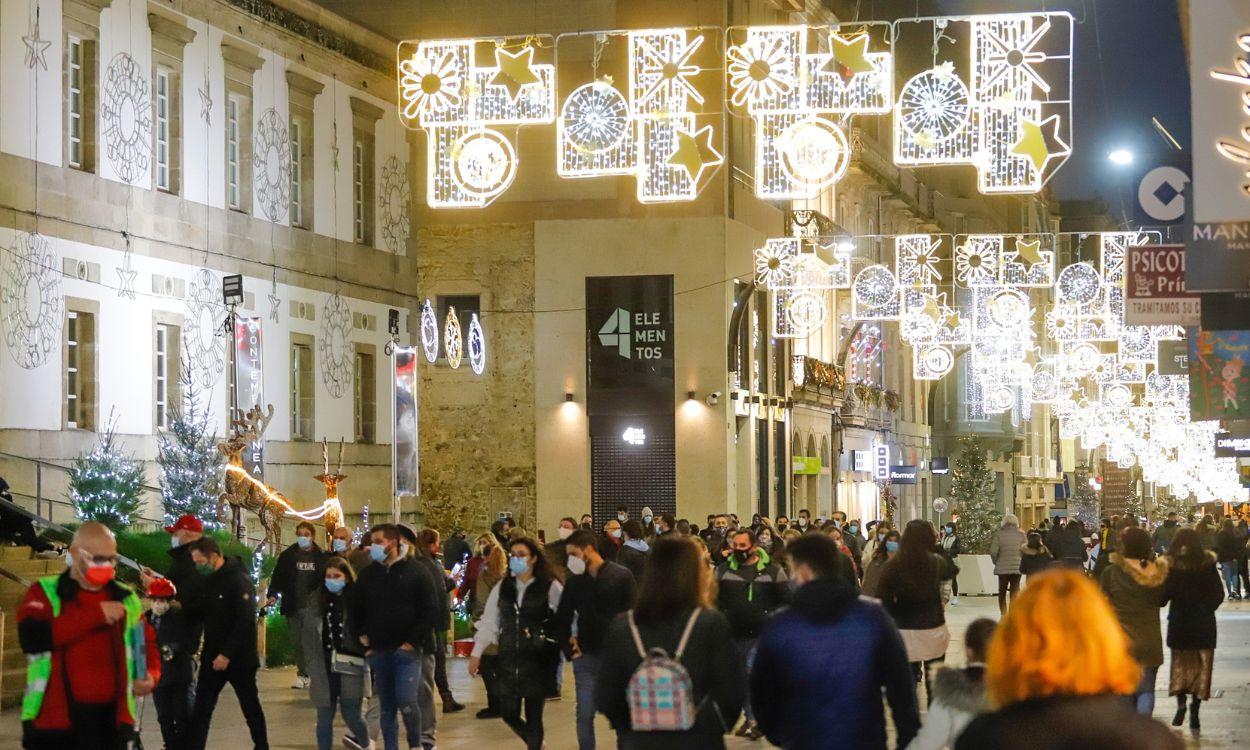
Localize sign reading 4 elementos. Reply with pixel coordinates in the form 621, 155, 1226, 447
586, 276, 675, 416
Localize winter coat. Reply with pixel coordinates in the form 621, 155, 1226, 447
861, 555, 889, 598
146, 604, 196, 687
1018, 543, 1052, 577
714, 549, 791, 639
348, 557, 440, 653
751, 579, 919, 750
188, 556, 260, 669
553, 560, 636, 657
595, 608, 743, 750
939, 533, 961, 559
1152, 520, 1180, 554
876, 553, 955, 631
268, 542, 324, 614
303, 589, 367, 709
416, 554, 453, 634
1048, 524, 1087, 566
955, 695, 1183, 750
1161, 552, 1224, 650
989, 526, 1027, 575
495, 575, 561, 698
1215, 528, 1241, 563
1198, 526, 1217, 553
904, 665, 987, 750
1100, 553, 1168, 669
617, 539, 650, 581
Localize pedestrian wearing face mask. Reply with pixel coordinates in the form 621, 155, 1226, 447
716, 528, 792, 740
795, 511, 812, 533
304, 556, 371, 750
940, 523, 962, 606
185, 536, 268, 750
545, 517, 579, 581
328, 526, 363, 573
146, 577, 195, 750
702, 515, 732, 559
617, 520, 651, 580
599, 519, 624, 562
18, 522, 160, 750
348, 525, 439, 750
469, 537, 564, 750
640, 507, 657, 540
862, 529, 902, 598
553, 529, 636, 750
844, 519, 866, 576
268, 520, 325, 689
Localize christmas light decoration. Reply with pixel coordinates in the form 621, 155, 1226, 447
420, 299, 439, 363
444, 307, 463, 369
70, 419, 145, 531
892, 12, 1074, 194
468, 313, 486, 375
851, 265, 901, 320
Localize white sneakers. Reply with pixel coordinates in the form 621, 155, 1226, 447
950, 596, 959, 606
341, 735, 374, 750
291, 674, 310, 689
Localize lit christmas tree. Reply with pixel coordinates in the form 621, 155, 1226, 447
1069, 464, 1101, 531
157, 373, 222, 528
949, 436, 997, 553
1123, 490, 1144, 521
69, 418, 146, 530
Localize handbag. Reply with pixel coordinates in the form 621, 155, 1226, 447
331, 650, 367, 676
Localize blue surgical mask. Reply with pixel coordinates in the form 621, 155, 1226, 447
609, 529, 622, 539
885, 541, 899, 553
643, 515, 653, 525
296, 536, 312, 550
170, 536, 182, 549
65, 552, 72, 568
369, 544, 388, 563
509, 556, 529, 576
849, 525, 859, 535
332, 539, 349, 553
324, 578, 346, 594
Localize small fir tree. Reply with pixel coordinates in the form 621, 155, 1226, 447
949, 436, 997, 553
69, 416, 146, 530
1123, 491, 1144, 521
157, 372, 222, 527
1069, 464, 1101, 531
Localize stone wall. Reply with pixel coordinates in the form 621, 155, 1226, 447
414, 223, 537, 535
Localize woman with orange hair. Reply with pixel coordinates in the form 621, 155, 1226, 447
954, 569, 1181, 749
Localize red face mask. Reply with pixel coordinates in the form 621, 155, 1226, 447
83, 564, 116, 587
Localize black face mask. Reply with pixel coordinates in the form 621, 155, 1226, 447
733, 550, 750, 565
776, 523, 788, 533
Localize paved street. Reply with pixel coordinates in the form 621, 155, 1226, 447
4, 595, 1248, 749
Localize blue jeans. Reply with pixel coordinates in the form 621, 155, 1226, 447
367, 649, 423, 750
574, 653, 623, 750
734, 637, 758, 723
316, 696, 368, 750
1221, 561, 1241, 597
1134, 665, 1158, 716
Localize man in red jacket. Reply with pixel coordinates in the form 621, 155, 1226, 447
17, 521, 159, 750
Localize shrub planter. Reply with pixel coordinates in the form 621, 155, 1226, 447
955, 553, 997, 596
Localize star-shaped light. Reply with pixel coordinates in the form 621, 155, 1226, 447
268, 290, 281, 323
23, 19, 50, 71
944, 310, 962, 331
198, 76, 213, 125
331, 121, 341, 173
668, 125, 723, 184
1013, 238, 1045, 268
1011, 115, 1070, 173
490, 46, 540, 101
921, 294, 942, 323
824, 33, 876, 81
116, 263, 137, 300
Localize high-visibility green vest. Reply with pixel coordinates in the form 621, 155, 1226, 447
21, 575, 143, 723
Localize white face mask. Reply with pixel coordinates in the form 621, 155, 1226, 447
557, 527, 574, 541
399, 541, 410, 559
566, 555, 587, 576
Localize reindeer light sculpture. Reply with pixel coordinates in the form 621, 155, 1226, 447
315, 438, 348, 541
217, 405, 287, 549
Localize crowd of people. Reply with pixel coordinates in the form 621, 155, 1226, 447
15, 503, 1240, 750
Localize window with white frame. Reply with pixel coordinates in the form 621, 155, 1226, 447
353, 140, 366, 242
291, 338, 314, 440
65, 36, 98, 172
65, 308, 97, 430
227, 95, 241, 209
155, 68, 171, 191
354, 347, 376, 443
286, 70, 322, 230
68, 38, 84, 168
290, 117, 303, 226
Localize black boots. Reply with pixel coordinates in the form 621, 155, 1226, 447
1172, 694, 1186, 727
1190, 696, 1201, 734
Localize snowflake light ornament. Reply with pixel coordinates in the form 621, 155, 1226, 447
420, 299, 439, 363
1, 233, 62, 369
754, 238, 799, 288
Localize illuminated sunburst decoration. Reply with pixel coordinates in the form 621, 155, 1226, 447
753, 238, 852, 339
100, 53, 153, 184
893, 12, 1074, 193
319, 294, 354, 398
726, 24, 892, 199
253, 108, 291, 222
183, 269, 226, 389
398, 37, 555, 207
419, 299, 439, 363
378, 156, 412, 253
1, 233, 62, 369
954, 236, 1001, 287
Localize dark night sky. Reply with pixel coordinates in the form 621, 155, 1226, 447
864, 0, 1190, 205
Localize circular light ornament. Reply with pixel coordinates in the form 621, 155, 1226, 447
1105, 383, 1133, 408
784, 290, 828, 335
468, 313, 486, 375
1056, 262, 1103, 306
987, 385, 1015, 413
898, 67, 971, 144
987, 288, 1030, 327
1032, 368, 1057, 401
1068, 343, 1101, 376
444, 307, 463, 370
452, 129, 516, 200
420, 299, 439, 363
779, 118, 850, 190
853, 265, 897, 307
560, 83, 630, 154
921, 345, 954, 378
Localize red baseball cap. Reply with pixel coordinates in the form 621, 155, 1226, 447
164, 514, 204, 534
147, 578, 177, 599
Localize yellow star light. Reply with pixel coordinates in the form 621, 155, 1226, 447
944, 310, 962, 331
490, 46, 540, 100
668, 125, 723, 184
825, 33, 876, 77
922, 295, 942, 322
1011, 115, 1070, 173
1014, 239, 1044, 268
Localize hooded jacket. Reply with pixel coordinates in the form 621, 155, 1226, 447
1162, 551, 1223, 650
904, 665, 987, 750
751, 578, 919, 750
956, 695, 1183, 750
989, 525, 1026, 575
714, 547, 791, 639
1099, 553, 1168, 668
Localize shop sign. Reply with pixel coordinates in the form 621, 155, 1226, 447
233, 317, 264, 480
586, 275, 675, 417
1125, 245, 1200, 325
930, 457, 949, 475
874, 444, 889, 481
1188, 2, 1250, 224
889, 465, 918, 484
1188, 328, 1250, 421
393, 347, 419, 498
1157, 339, 1189, 375
792, 456, 821, 475
852, 450, 871, 473
1215, 431, 1250, 457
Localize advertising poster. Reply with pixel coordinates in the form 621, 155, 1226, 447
585, 275, 675, 416
1188, 328, 1250, 421
232, 317, 265, 479
1125, 245, 1200, 325
393, 347, 420, 502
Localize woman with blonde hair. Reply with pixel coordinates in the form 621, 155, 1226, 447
461, 532, 508, 719
955, 569, 1182, 749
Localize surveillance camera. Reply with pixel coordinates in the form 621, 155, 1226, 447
705, 391, 722, 406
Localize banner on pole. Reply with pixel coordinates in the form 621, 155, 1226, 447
393, 347, 419, 501
232, 317, 265, 479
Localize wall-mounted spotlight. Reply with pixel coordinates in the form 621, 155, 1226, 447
564, 391, 575, 402
687, 390, 697, 400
